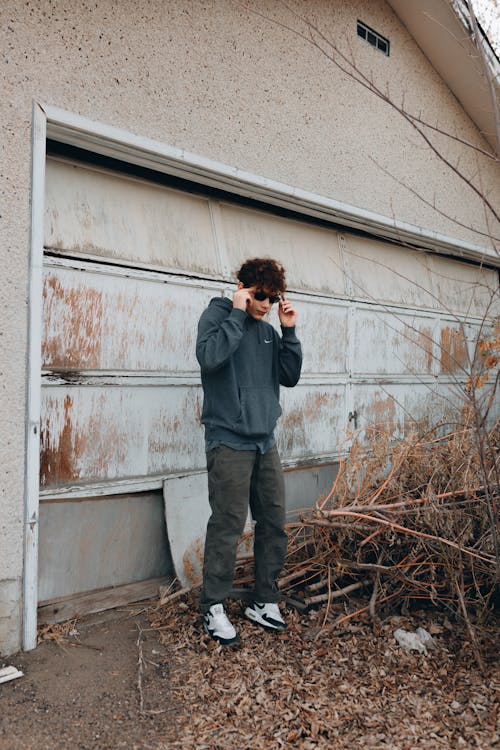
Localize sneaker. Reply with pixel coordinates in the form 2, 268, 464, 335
244, 601, 286, 630
203, 603, 238, 645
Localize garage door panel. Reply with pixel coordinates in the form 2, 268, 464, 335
437, 318, 490, 375
40, 385, 205, 488
426, 255, 499, 318
42, 265, 217, 372
276, 384, 346, 459
294, 300, 349, 375
38, 492, 171, 601
219, 202, 346, 296
45, 158, 220, 275
345, 235, 436, 309
353, 309, 438, 375
346, 234, 499, 317
355, 382, 463, 440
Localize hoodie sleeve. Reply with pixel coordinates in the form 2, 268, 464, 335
278, 326, 302, 387
196, 302, 247, 373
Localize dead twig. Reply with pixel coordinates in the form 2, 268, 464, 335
136, 623, 146, 714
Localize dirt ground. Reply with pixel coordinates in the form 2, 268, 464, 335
0, 596, 498, 750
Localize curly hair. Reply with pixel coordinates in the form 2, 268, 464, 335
237, 257, 286, 294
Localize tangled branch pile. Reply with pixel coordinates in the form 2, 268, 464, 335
236, 403, 499, 666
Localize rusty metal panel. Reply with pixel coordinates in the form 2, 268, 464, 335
276, 384, 347, 460
344, 235, 437, 309
44, 158, 221, 275
353, 381, 472, 441
38, 492, 171, 601
353, 308, 438, 375
219, 202, 347, 296
344, 234, 498, 318
40, 382, 345, 489
42, 262, 216, 373
163, 473, 210, 589
292, 298, 349, 375
438, 320, 474, 375
40, 385, 205, 489
426, 254, 499, 318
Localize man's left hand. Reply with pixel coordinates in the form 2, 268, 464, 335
278, 296, 297, 327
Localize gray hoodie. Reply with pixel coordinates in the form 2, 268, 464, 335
196, 297, 302, 450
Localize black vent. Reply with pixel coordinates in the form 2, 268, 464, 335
357, 20, 390, 56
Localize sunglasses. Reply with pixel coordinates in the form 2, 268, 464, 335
252, 290, 281, 304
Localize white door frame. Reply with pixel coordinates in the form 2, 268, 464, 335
23, 102, 47, 650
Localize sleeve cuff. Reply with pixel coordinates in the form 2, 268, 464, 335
229, 308, 247, 324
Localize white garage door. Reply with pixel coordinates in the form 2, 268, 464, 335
39, 156, 498, 620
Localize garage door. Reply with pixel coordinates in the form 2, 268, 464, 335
39, 156, 498, 621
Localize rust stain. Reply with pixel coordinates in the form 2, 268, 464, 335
440, 327, 468, 374
304, 391, 330, 419
40, 391, 126, 487
39, 394, 86, 486
395, 324, 434, 373
86, 407, 126, 480
42, 273, 104, 369
364, 394, 396, 433
282, 391, 329, 433
418, 326, 434, 373
148, 414, 184, 458
281, 409, 303, 433
182, 538, 203, 587
281, 391, 334, 453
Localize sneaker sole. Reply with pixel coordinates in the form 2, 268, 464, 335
203, 622, 239, 645
244, 607, 286, 630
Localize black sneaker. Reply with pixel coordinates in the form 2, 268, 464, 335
244, 601, 286, 630
203, 603, 239, 644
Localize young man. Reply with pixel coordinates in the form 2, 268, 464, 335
196, 257, 302, 644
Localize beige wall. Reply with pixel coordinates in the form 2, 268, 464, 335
0, 0, 498, 654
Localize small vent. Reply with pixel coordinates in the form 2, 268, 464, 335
357, 20, 390, 56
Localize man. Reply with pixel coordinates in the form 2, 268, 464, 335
196, 257, 302, 644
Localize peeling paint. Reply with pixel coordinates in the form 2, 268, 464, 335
182, 537, 204, 587
42, 265, 212, 372
440, 326, 468, 373
42, 274, 103, 369
364, 394, 396, 433
418, 326, 434, 373
40, 394, 82, 485
40, 386, 207, 488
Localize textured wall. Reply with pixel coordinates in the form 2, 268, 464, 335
0, 0, 498, 655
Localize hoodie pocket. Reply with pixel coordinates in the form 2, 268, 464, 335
236, 386, 282, 438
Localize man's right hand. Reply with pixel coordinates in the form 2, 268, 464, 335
232, 287, 253, 311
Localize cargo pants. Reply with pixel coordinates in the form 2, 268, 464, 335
199, 444, 288, 612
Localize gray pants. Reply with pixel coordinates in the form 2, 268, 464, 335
200, 445, 287, 612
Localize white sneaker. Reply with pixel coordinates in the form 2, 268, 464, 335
203, 603, 238, 644
244, 601, 286, 630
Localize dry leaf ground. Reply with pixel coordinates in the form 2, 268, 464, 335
150, 593, 499, 750
2, 596, 497, 749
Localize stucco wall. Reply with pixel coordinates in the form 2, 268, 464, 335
0, 0, 498, 655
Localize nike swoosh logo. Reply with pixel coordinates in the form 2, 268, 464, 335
264, 339, 273, 344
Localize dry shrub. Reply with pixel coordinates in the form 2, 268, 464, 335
279, 320, 498, 632
272, 398, 499, 670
